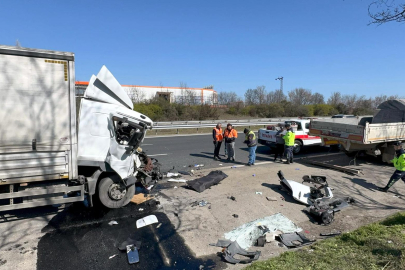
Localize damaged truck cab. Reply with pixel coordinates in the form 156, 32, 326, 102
77, 66, 162, 208
0, 45, 161, 211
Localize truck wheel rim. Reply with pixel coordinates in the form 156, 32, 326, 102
108, 183, 127, 200
294, 144, 301, 153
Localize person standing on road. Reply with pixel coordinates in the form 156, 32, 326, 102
213, 123, 223, 160
378, 141, 405, 192
283, 123, 295, 164
274, 123, 286, 162
224, 123, 237, 162
243, 128, 257, 166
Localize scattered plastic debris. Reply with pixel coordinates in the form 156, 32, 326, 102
255, 192, 262, 195
231, 166, 237, 169
139, 208, 144, 211
108, 221, 118, 226
174, 186, 178, 189
167, 172, 179, 177
252, 174, 256, 177
190, 200, 209, 207
224, 213, 301, 249
219, 164, 223, 166
304, 230, 310, 234
388, 240, 393, 243
232, 214, 239, 218
168, 179, 187, 183
156, 223, 162, 228
210, 240, 261, 264
228, 196, 236, 201
136, 215, 158, 229
266, 197, 277, 201
279, 232, 315, 248
109, 254, 118, 259
178, 171, 191, 176
320, 231, 342, 237
295, 168, 300, 170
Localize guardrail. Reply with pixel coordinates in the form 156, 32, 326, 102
150, 117, 329, 135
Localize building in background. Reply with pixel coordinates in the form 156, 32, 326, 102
75, 82, 218, 105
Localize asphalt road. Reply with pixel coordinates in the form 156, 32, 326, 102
143, 133, 337, 172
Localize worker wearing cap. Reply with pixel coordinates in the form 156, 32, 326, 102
223, 123, 237, 162
213, 123, 223, 161
274, 123, 286, 162
378, 141, 405, 192
243, 128, 257, 166
283, 123, 295, 164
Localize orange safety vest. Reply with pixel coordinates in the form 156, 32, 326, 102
224, 129, 238, 139
213, 127, 223, 141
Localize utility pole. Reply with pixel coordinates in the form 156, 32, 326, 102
275, 76, 283, 92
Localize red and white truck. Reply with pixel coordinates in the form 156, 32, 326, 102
258, 119, 322, 154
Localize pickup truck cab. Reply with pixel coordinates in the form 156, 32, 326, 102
258, 119, 322, 154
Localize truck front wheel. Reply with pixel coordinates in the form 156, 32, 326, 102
98, 175, 135, 208
293, 140, 303, 154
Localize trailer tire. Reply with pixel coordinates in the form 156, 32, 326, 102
98, 175, 135, 209
293, 140, 303, 154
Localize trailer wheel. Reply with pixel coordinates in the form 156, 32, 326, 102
98, 175, 134, 208
293, 140, 303, 154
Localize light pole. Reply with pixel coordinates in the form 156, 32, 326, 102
275, 77, 283, 92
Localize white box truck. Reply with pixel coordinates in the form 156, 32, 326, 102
0, 45, 162, 211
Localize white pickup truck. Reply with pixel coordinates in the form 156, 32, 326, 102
258, 119, 322, 154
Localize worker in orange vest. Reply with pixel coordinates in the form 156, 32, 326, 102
223, 123, 238, 162
213, 123, 223, 160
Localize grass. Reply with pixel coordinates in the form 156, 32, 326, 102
244, 212, 405, 270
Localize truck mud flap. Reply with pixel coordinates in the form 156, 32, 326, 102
0, 184, 84, 212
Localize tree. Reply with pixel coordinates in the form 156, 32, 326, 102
255, 85, 267, 105
266, 89, 286, 104
369, 0, 405, 24
327, 92, 342, 107
218, 91, 240, 105
179, 82, 198, 105
244, 88, 256, 105
311, 92, 325, 105
127, 87, 145, 104
288, 88, 313, 106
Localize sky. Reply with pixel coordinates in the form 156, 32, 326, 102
1, 0, 404, 100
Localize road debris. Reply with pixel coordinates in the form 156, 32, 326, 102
131, 193, 153, 204
190, 200, 209, 207
266, 197, 277, 201
252, 174, 256, 177
232, 214, 239, 218
166, 172, 179, 177
156, 223, 162, 228
224, 213, 301, 249
167, 179, 187, 183
139, 208, 144, 211
228, 196, 236, 201
136, 215, 158, 229
255, 191, 262, 195
109, 254, 118, 259
231, 166, 237, 169
127, 245, 140, 264
108, 221, 118, 226
178, 170, 191, 176
278, 232, 315, 248
173, 186, 178, 189
320, 231, 342, 237
187, 170, 228, 193
210, 240, 261, 264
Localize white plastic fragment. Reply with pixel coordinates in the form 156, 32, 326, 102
108, 221, 118, 226
168, 179, 187, 183
136, 215, 159, 228
156, 223, 162, 228
174, 186, 178, 189
256, 192, 262, 195
167, 172, 179, 177
109, 254, 118, 259
139, 208, 144, 211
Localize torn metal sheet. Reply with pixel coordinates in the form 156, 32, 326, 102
187, 170, 228, 193
136, 215, 158, 228
211, 240, 260, 264
279, 232, 315, 248
224, 213, 301, 249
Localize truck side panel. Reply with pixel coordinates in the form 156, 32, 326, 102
366, 123, 405, 143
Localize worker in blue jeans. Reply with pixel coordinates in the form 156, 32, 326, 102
243, 128, 257, 166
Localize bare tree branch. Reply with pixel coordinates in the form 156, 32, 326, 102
369, 0, 405, 24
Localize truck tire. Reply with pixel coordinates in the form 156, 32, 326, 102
98, 175, 135, 208
293, 140, 303, 154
